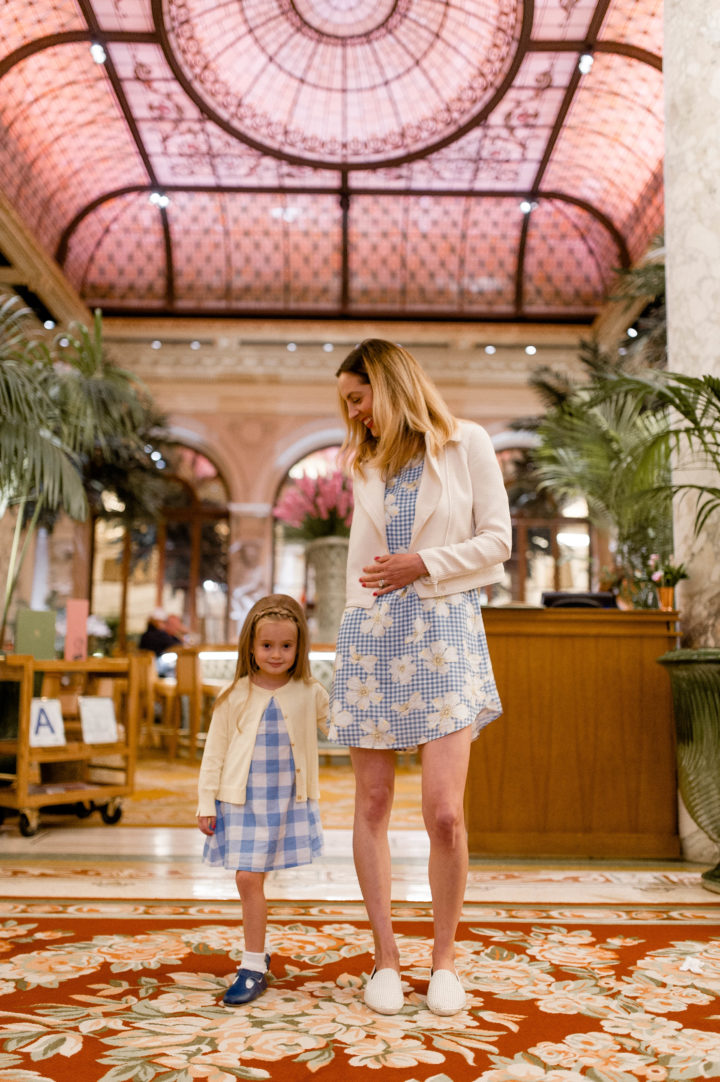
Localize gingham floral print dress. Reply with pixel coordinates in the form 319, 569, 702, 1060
203, 693, 323, 872
330, 460, 502, 750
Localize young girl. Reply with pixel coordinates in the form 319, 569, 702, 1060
197, 594, 328, 1006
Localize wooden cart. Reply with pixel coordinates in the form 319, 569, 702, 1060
0, 654, 140, 836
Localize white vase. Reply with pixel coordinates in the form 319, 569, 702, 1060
305, 536, 349, 644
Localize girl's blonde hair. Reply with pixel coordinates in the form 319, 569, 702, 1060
336, 338, 456, 478
214, 594, 312, 708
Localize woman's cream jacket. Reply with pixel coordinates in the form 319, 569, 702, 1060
197, 676, 329, 817
345, 420, 512, 608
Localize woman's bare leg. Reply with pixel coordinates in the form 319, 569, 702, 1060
235, 870, 267, 955
350, 747, 400, 971
420, 727, 472, 971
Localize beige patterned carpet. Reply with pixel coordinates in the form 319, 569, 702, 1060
4, 897, 720, 1081
118, 755, 423, 830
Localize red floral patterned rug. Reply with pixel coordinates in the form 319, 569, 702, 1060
2, 900, 720, 1081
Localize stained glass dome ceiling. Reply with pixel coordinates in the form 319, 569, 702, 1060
0, 0, 663, 323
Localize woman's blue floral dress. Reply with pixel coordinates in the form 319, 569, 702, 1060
330, 460, 502, 749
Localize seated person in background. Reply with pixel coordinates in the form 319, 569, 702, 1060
164, 613, 189, 644
139, 608, 183, 658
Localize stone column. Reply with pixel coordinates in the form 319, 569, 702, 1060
664, 2, 720, 865
664, 0, 720, 649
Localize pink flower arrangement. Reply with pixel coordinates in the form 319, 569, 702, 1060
273, 470, 353, 540
647, 553, 689, 588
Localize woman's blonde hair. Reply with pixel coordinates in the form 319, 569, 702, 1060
213, 594, 312, 708
336, 338, 456, 478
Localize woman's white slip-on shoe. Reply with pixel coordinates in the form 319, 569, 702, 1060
426, 968, 466, 1015
364, 967, 404, 1014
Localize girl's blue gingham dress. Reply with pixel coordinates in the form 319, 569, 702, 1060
330, 460, 502, 750
202, 696, 323, 872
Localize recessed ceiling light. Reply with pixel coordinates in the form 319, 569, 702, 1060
287, 342, 297, 352
149, 192, 170, 208
151, 340, 162, 350
525, 345, 537, 355
484, 345, 496, 355
323, 343, 334, 352
627, 327, 638, 338
43, 319, 55, 330
190, 340, 200, 350
90, 42, 106, 64
578, 52, 594, 75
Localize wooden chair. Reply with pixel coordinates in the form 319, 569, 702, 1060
148, 647, 219, 760
134, 650, 176, 754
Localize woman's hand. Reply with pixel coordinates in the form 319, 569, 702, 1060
197, 815, 216, 836
361, 553, 428, 595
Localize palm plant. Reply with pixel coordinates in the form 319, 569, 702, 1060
590, 369, 720, 535
0, 295, 163, 646
531, 351, 674, 605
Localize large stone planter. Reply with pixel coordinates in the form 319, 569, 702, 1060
305, 536, 349, 644
657, 648, 720, 892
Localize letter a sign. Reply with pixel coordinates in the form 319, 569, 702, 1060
29, 699, 66, 747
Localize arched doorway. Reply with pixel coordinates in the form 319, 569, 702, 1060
491, 446, 594, 605
271, 445, 345, 620
90, 444, 230, 646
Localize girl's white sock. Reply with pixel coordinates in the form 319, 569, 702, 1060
241, 950, 268, 973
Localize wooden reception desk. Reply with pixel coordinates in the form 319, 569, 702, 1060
468, 608, 680, 859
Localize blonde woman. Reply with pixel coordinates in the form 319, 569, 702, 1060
330, 339, 511, 1016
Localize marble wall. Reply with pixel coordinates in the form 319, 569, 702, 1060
664, 0, 720, 648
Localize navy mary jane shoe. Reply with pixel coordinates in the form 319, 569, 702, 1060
222, 967, 268, 1006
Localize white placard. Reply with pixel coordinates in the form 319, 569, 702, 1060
29, 699, 66, 747
78, 696, 118, 744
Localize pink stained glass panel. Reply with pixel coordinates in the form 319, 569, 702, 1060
523, 200, 620, 312
66, 193, 168, 305
0, 44, 146, 253
544, 53, 664, 230
600, 0, 662, 58
0, 0, 85, 59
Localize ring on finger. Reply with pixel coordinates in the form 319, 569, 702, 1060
379, 578, 384, 588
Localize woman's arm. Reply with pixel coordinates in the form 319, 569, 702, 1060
366, 423, 511, 594
415, 423, 511, 583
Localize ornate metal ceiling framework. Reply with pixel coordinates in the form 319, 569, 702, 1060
0, 0, 663, 324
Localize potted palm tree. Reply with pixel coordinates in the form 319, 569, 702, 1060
527, 340, 674, 607
527, 238, 720, 891
0, 293, 164, 649
593, 365, 720, 891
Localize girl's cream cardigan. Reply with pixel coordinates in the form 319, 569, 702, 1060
197, 676, 329, 817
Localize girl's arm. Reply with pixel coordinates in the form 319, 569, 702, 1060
315, 682, 330, 737
197, 693, 234, 817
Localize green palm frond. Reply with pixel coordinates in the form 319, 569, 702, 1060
590, 369, 720, 531
532, 382, 674, 591
54, 309, 151, 457
1, 295, 167, 643
0, 422, 86, 518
